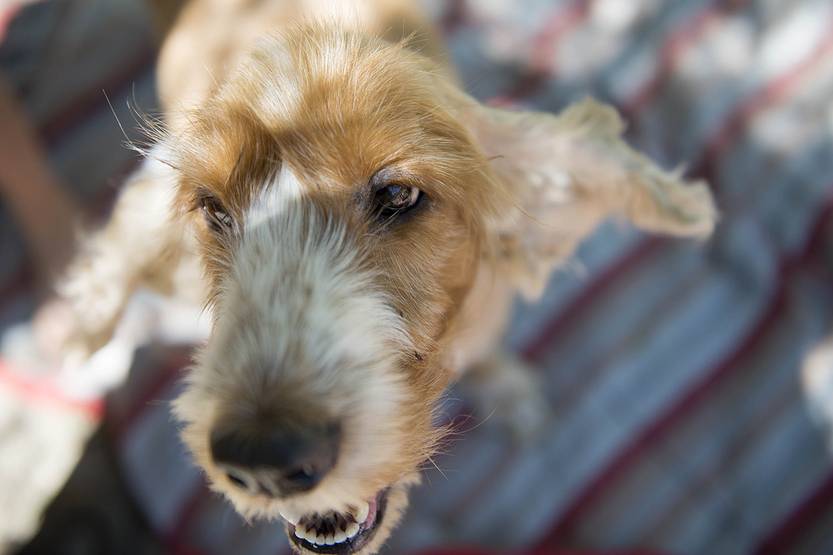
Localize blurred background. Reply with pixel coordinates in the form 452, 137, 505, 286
1, 0, 833, 554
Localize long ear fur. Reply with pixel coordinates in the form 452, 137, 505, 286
457, 96, 717, 299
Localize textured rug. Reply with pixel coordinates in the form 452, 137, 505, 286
2, 1, 833, 554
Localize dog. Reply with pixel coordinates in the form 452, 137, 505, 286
57, 0, 717, 553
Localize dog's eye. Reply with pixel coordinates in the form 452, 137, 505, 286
374, 184, 422, 218
200, 196, 233, 233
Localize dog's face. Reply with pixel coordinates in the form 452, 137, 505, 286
169, 26, 499, 555
164, 21, 717, 555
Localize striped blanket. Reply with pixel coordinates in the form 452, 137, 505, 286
2, 1, 833, 554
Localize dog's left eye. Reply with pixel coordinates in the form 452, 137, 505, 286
200, 196, 234, 233
374, 184, 422, 218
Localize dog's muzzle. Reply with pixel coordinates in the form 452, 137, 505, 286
208, 417, 394, 553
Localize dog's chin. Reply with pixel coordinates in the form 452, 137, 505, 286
283, 480, 412, 555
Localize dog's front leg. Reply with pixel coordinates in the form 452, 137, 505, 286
56, 155, 190, 365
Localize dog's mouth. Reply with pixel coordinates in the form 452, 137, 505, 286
282, 489, 389, 554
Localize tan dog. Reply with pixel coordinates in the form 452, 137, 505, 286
59, 1, 716, 553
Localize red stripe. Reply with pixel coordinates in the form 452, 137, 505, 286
527, 1, 592, 73
495, 0, 592, 104
540, 289, 785, 544
0, 359, 104, 419
521, 238, 664, 361
163, 482, 211, 555
643, 361, 798, 538
538, 198, 833, 546
754, 467, 833, 554
621, 0, 748, 119
0, 5, 21, 42
550, 257, 709, 410
694, 14, 833, 187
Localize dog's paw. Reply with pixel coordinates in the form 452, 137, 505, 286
500, 383, 553, 444
60, 255, 129, 344
463, 351, 553, 443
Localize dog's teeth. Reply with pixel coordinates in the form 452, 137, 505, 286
345, 522, 360, 538
353, 501, 369, 524
292, 510, 363, 545
308, 529, 320, 543
307, 528, 320, 543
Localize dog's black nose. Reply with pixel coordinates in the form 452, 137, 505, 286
210, 422, 340, 497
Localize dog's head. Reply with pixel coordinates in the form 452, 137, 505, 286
164, 23, 715, 555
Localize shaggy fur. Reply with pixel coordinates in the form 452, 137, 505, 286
58, 1, 716, 553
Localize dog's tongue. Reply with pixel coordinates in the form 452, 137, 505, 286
361, 496, 379, 530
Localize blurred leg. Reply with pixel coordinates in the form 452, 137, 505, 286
464, 349, 554, 442
0, 75, 80, 287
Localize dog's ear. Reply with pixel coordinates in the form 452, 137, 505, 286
457, 96, 717, 299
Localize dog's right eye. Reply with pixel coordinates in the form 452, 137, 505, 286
200, 196, 233, 233
373, 184, 423, 220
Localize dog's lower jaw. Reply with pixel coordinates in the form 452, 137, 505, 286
284, 475, 417, 555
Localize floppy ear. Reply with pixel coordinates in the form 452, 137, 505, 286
462, 97, 717, 299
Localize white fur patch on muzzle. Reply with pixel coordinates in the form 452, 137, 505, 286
175, 169, 414, 523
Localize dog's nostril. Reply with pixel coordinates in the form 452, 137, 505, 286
225, 470, 249, 489
210, 421, 340, 497
282, 463, 320, 490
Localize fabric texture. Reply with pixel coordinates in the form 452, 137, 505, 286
2, 1, 833, 554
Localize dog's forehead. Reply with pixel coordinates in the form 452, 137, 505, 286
247, 37, 459, 175
173, 27, 486, 218
243, 28, 433, 123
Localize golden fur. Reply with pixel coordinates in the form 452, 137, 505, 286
57, 1, 717, 553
